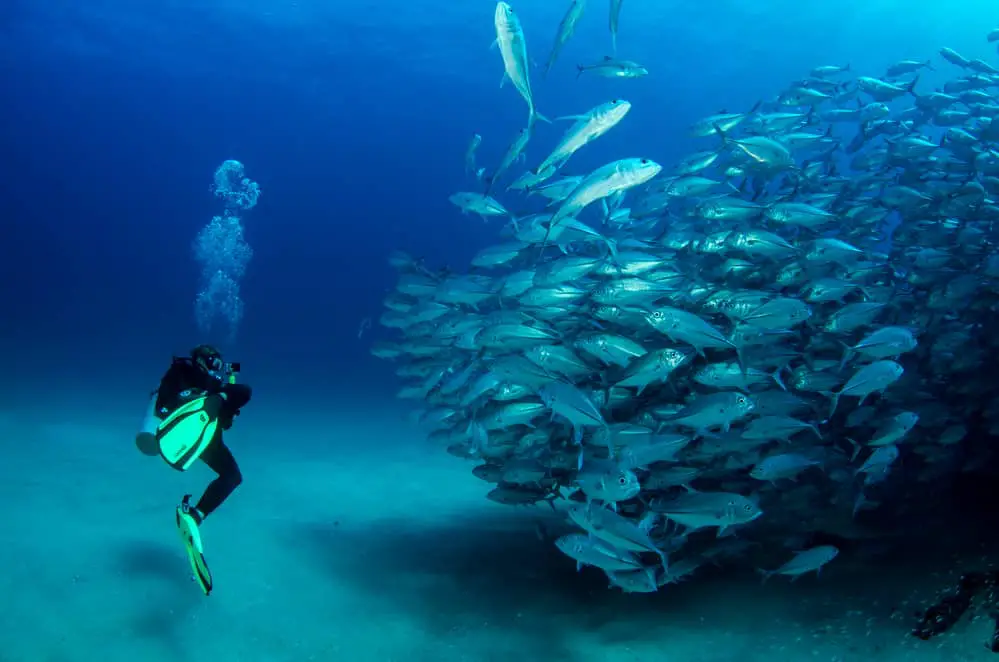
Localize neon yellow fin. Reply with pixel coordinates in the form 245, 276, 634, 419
157, 395, 221, 471
176, 508, 212, 595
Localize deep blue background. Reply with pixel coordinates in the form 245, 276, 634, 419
0, 0, 993, 402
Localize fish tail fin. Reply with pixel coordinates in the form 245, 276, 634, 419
527, 108, 551, 130
838, 341, 854, 369
771, 366, 787, 391
734, 343, 748, 376
510, 214, 520, 233
755, 568, 774, 584
905, 75, 919, 96
654, 542, 670, 571
821, 391, 840, 418
575, 64, 585, 79
852, 492, 866, 519
639, 511, 659, 533
645, 565, 660, 590
604, 236, 620, 260
537, 218, 558, 262
558, 485, 579, 500
846, 437, 862, 461
713, 122, 731, 145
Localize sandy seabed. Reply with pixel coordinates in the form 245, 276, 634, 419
0, 402, 996, 662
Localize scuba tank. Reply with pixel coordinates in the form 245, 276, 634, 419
135, 392, 162, 456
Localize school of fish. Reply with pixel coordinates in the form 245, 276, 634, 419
373, 3, 999, 593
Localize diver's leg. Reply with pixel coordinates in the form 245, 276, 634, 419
194, 435, 243, 521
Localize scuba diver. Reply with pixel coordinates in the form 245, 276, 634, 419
135, 344, 252, 595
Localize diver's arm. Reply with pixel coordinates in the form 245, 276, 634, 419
220, 383, 252, 410
216, 383, 251, 430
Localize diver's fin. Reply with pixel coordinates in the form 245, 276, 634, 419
176, 495, 213, 596
157, 395, 222, 472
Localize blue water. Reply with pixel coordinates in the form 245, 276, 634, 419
2, 2, 998, 659
2, 0, 993, 399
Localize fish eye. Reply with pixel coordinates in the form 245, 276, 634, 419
743, 503, 753, 511
618, 475, 628, 485
640, 159, 649, 164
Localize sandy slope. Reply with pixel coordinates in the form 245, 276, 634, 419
0, 406, 993, 662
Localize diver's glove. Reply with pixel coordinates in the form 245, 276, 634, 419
219, 409, 241, 431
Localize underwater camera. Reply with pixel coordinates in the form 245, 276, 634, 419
208, 361, 241, 384
225, 361, 241, 384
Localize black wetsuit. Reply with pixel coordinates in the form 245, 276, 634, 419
155, 357, 252, 519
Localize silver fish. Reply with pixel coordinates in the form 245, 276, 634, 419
549, 158, 662, 228
555, 533, 646, 572
494, 2, 544, 125
825, 361, 904, 417
759, 546, 839, 581
536, 99, 631, 174
651, 491, 763, 534
544, 0, 587, 76
609, 0, 624, 53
